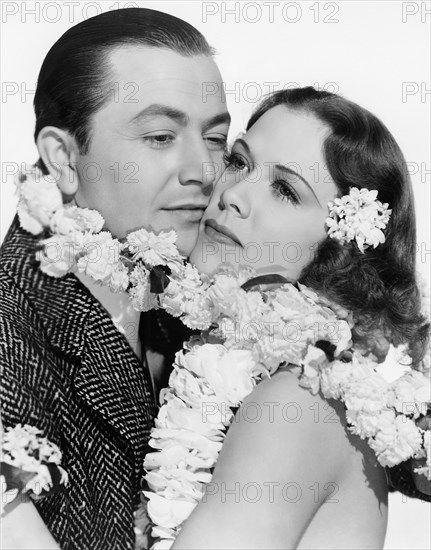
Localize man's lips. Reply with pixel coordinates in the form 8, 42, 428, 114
164, 204, 208, 210
204, 219, 242, 247
162, 204, 207, 222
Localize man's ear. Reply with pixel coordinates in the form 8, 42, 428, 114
36, 127, 79, 196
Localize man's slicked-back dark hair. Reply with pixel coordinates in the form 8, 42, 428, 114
34, 8, 214, 168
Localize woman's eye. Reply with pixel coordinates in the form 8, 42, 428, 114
271, 179, 300, 205
223, 151, 249, 172
142, 134, 175, 148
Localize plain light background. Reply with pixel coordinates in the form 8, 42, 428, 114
1, 1, 430, 548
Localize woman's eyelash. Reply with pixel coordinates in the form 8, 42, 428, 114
223, 151, 249, 171
271, 179, 300, 205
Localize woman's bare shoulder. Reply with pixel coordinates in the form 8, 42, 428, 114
216, 367, 355, 491
173, 367, 388, 549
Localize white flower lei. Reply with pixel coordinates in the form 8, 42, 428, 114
139, 271, 430, 548
15, 165, 212, 329
13, 165, 431, 549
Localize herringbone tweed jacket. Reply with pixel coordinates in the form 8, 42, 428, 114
0, 216, 158, 549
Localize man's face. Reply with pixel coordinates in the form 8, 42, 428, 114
74, 45, 230, 255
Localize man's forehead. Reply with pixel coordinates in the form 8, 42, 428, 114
107, 45, 222, 88
98, 45, 228, 122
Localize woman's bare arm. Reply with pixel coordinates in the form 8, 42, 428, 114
172, 369, 352, 549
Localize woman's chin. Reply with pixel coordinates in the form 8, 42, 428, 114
188, 254, 220, 275
189, 241, 220, 274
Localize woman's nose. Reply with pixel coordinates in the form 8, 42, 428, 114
219, 178, 251, 218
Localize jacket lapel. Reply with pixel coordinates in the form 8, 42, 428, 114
73, 298, 158, 456
74, 299, 157, 460
2, 217, 158, 464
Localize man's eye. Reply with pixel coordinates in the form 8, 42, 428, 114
204, 134, 228, 151
142, 134, 174, 148
223, 151, 249, 172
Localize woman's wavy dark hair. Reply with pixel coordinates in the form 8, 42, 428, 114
247, 87, 429, 367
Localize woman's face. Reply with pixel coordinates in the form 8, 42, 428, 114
190, 106, 338, 279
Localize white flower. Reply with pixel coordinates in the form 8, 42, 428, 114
148, 428, 222, 462
77, 232, 122, 282
73, 208, 105, 233
1, 424, 68, 501
143, 492, 197, 530
36, 233, 84, 277
176, 345, 256, 406
108, 263, 130, 293
320, 360, 353, 400
388, 370, 431, 419
253, 331, 305, 374
49, 208, 81, 235
207, 272, 245, 318
156, 396, 227, 435
270, 284, 313, 321
347, 410, 380, 438
49, 206, 104, 236
15, 169, 63, 235
161, 265, 211, 329
370, 411, 422, 467
127, 229, 182, 267
326, 187, 391, 253
168, 367, 213, 409
144, 468, 205, 501
344, 367, 388, 414
128, 264, 158, 312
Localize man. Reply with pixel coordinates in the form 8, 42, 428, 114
0, 8, 229, 549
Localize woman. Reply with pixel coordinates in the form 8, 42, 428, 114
145, 87, 429, 549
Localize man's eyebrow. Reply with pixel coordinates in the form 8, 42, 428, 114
202, 112, 231, 132
129, 104, 189, 126
234, 139, 321, 207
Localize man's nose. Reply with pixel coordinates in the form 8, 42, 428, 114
178, 139, 220, 187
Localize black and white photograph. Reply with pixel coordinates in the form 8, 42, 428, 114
1, 1, 430, 549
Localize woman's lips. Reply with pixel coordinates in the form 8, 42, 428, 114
204, 219, 242, 247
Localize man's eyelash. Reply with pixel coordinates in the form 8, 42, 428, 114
141, 134, 174, 148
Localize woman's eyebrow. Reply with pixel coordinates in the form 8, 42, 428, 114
234, 138, 251, 154
274, 164, 321, 207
